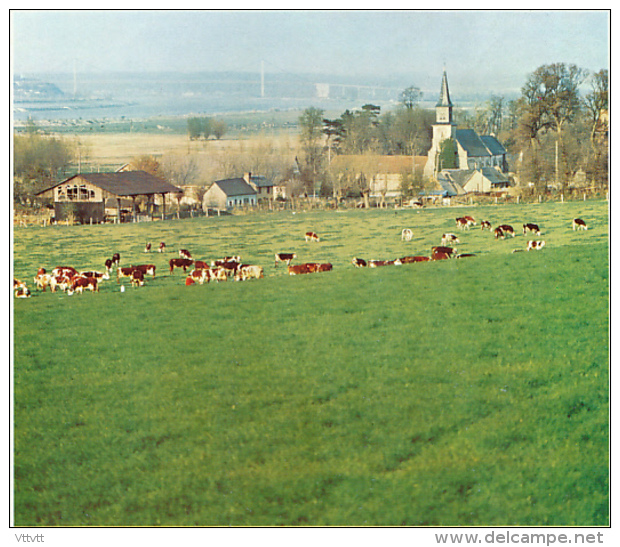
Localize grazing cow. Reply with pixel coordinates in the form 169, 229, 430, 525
456, 217, 474, 230
573, 218, 588, 231
235, 264, 264, 281
111, 253, 120, 267
207, 267, 228, 283
131, 269, 145, 287
67, 276, 98, 295
463, 215, 476, 226
117, 266, 137, 282
169, 258, 194, 274
494, 227, 505, 239
318, 263, 333, 272
133, 264, 156, 278
351, 257, 367, 268
401, 228, 413, 241
179, 249, 192, 260
441, 233, 460, 246
185, 276, 196, 286
498, 224, 515, 237
481, 220, 492, 231
431, 246, 456, 257
527, 240, 546, 251
194, 260, 210, 270
369, 259, 401, 267
14, 279, 31, 298
52, 266, 78, 279
217, 260, 241, 277
144, 242, 152, 253
79, 270, 110, 281
523, 223, 541, 236
188, 268, 209, 284
105, 259, 113, 274
305, 231, 320, 242
400, 256, 431, 263
33, 273, 53, 292
158, 242, 166, 253
432, 252, 451, 261
275, 252, 296, 267
50, 275, 71, 293
288, 263, 312, 275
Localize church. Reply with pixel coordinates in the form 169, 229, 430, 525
423, 71, 510, 195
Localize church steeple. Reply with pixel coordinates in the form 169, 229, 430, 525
435, 70, 454, 124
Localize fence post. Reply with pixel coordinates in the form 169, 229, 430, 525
561, 194, 564, 203
583, 193, 587, 201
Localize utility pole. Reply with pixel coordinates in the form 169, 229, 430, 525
261, 61, 265, 98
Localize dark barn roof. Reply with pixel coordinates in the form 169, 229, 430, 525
213, 178, 257, 197
37, 171, 180, 197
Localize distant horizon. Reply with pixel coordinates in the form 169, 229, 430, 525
11, 10, 609, 82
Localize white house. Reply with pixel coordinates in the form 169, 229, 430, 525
202, 177, 257, 211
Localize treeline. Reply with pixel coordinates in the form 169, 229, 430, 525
186, 116, 227, 140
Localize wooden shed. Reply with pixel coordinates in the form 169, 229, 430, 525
36, 171, 181, 223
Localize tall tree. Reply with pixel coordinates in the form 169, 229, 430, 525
399, 86, 423, 110
298, 107, 326, 193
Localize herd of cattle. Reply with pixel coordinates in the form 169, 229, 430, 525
14, 219, 589, 299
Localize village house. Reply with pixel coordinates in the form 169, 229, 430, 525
202, 176, 257, 211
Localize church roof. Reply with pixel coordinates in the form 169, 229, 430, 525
480, 167, 510, 185
455, 129, 492, 157
480, 135, 507, 156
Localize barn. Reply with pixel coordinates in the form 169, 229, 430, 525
35, 171, 181, 223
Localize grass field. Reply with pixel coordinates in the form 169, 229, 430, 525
12, 200, 609, 526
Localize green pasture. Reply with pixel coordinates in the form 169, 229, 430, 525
13, 200, 609, 526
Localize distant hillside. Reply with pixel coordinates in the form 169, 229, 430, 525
14, 77, 66, 101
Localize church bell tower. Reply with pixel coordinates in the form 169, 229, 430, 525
424, 70, 458, 179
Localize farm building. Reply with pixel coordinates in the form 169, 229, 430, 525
329, 154, 427, 201
424, 70, 508, 179
202, 176, 257, 211
35, 170, 181, 223
439, 167, 511, 194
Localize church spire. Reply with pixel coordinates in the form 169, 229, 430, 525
435, 70, 454, 124
436, 69, 452, 107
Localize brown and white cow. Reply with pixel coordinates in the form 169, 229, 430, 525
33, 273, 53, 292
235, 264, 264, 281
527, 240, 546, 251
456, 217, 474, 230
351, 257, 367, 268
431, 252, 451, 261
463, 215, 476, 226
275, 253, 296, 267
288, 263, 312, 275
441, 233, 460, 246
523, 223, 541, 236
158, 242, 166, 253
14, 279, 31, 298
188, 268, 209, 284
130, 269, 145, 287
400, 256, 431, 263
132, 264, 156, 278
111, 253, 120, 267
144, 242, 152, 253
431, 246, 456, 257
494, 227, 505, 239
79, 270, 110, 281
50, 275, 72, 293
401, 228, 413, 241
67, 276, 98, 295
497, 224, 515, 237
52, 266, 78, 279
318, 263, 333, 272
179, 249, 192, 260
305, 231, 320, 242
117, 266, 137, 282
169, 258, 194, 274
573, 218, 588, 231
104, 259, 113, 274
369, 259, 401, 267
481, 220, 492, 231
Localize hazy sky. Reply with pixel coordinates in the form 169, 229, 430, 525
11, 10, 609, 81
